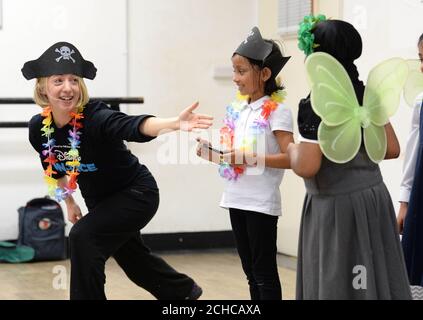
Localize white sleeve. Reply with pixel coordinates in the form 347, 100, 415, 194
399, 95, 422, 203
270, 103, 293, 133
298, 133, 319, 144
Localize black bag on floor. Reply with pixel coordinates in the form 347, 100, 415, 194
18, 197, 67, 261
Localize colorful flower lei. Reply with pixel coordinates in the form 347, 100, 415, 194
298, 14, 327, 56
41, 105, 84, 201
219, 90, 286, 180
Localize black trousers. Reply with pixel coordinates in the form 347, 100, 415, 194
229, 208, 282, 300
69, 182, 194, 300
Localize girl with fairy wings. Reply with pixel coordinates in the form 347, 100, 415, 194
288, 16, 411, 299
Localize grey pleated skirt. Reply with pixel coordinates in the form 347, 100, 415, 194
296, 148, 412, 300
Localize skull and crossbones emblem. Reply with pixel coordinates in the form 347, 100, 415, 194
55, 46, 76, 63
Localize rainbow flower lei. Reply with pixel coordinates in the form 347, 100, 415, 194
41, 105, 84, 201
219, 90, 286, 180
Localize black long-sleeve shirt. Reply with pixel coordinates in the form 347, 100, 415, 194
29, 101, 158, 207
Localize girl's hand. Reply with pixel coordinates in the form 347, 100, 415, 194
195, 137, 211, 158
66, 201, 83, 224
179, 102, 213, 131
222, 149, 257, 166
397, 202, 408, 235
195, 137, 223, 164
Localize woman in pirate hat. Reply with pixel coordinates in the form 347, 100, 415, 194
196, 27, 294, 300
23, 41, 210, 300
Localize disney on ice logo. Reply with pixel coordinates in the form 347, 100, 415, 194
55, 149, 81, 162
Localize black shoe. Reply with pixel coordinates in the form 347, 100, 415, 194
185, 282, 203, 300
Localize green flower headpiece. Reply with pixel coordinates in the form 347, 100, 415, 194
298, 14, 327, 56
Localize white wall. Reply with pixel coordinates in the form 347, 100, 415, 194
127, 0, 257, 233
0, 0, 127, 240
0, 0, 258, 239
343, 0, 423, 212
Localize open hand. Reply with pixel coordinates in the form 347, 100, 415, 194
179, 102, 213, 131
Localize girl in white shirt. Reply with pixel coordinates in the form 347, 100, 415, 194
397, 33, 423, 287
196, 27, 293, 300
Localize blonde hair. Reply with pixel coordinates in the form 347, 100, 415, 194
34, 76, 90, 110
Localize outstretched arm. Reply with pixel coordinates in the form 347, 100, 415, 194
139, 102, 213, 137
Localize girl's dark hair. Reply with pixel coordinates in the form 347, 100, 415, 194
242, 40, 285, 96
313, 19, 362, 86
419, 33, 423, 45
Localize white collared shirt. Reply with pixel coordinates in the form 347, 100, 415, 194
399, 93, 423, 203
219, 95, 293, 216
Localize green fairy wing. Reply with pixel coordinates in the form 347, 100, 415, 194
362, 124, 387, 163
362, 58, 408, 162
305, 52, 362, 163
364, 58, 408, 124
317, 119, 362, 164
306, 52, 360, 125
404, 59, 423, 107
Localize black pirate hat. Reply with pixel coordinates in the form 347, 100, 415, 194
234, 27, 290, 75
21, 42, 97, 80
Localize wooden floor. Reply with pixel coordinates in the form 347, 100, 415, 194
0, 249, 296, 300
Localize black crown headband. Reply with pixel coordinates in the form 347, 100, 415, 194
234, 27, 290, 74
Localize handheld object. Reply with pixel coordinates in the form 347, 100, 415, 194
207, 145, 223, 155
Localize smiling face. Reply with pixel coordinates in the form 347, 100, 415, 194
231, 54, 267, 102
44, 74, 81, 114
